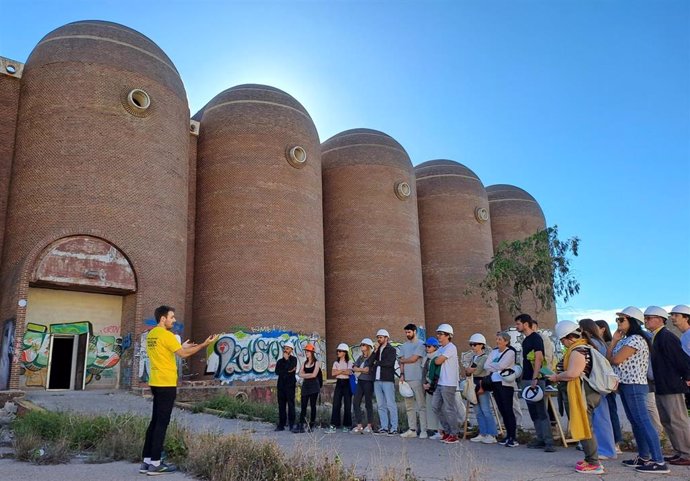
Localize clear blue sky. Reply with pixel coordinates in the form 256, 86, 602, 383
2, 0, 688, 322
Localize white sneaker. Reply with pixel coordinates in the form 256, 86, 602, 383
400, 429, 417, 438
430, 432, 442, 440
470, 434, 486, 443
363, 426, 373, 434
481, 435, 497, 444
419, 431, 428, 439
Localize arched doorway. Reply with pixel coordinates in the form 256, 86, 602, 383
18, 236, 136, 390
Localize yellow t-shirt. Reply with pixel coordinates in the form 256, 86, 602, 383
147, 326, 182, 387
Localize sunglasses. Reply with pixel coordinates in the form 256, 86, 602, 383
469, 343, 480, 347
615, 317, 628, 323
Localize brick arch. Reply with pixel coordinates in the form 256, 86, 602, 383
31, 235, 137, 293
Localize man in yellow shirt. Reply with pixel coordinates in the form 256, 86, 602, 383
141, 305, 217, 475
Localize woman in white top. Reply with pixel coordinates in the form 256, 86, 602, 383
485, 331, 518, 447
326, 343, 354, 433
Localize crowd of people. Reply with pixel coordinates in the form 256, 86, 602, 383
274, 305, 690, 476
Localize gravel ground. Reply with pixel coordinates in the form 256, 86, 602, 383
7, 389, 687, 481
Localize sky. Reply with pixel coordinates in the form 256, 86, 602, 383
1, 0, 688, 323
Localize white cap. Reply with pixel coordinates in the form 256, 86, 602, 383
522, 384, 544, 403
615, 306, 644, 321
670, 305, 690, 316
376, 329, 390, 338
360, 338, 374, 348
555, 320, 580, 340
283, 341, 295, 350
468, 333, 486, 344
336, 342, 350, 351
644, 306, 668, 319
436, 323, 454, 335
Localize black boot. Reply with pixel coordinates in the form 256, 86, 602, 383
292, 424, 305, 433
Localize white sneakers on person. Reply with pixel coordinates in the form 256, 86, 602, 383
430, 432, 442, 440
400, 429, 417, 438
481, 435, 497, 444
419, 431, 428, 439
470, 434, 486, 443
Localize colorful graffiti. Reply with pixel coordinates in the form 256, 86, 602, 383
0, 318, 16, 390
207, 330, 326, 384
19, 321, 123, 387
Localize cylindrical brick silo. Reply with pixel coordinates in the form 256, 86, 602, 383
0, 21, 190, 387
193, 85, 325, 345
322, 129, 425, 368
486, 184, 556, 330
415, 160, 500, 345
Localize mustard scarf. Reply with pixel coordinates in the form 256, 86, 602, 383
563, 339, 591, 440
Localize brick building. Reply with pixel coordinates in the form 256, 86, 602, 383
0, 21, 553, 392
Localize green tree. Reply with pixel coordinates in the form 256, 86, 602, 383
477, 226, 580, 315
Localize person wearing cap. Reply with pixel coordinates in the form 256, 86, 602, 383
464, 333, 498, 444
432, 323, 462, 444
372, 328, 398, 435
643, 306, 690, 467
607, 306, 668, 473
292, 343, 322, 433
422, 337, 442, 439
275, 341, 298, 431
399, 323, 428, 439
669, 305, 690, 357
514, 313, 556, 452
326, 343, 354, 433
547, 321, 603, 474
352, 338, 375, 434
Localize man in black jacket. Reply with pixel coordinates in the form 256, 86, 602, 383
275, 341, 297, 431
372, 328, 398, 435
644, 306, 690, 466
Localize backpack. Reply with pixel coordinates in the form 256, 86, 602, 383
581, 345, 619, 394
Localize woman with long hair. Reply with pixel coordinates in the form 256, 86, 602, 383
595, 319, 623, 451
351, 338, 375, 434
465, 333, 497, 444
607, 308, 669, 473
548, 321, 603, 474
485, 332, 518, 447
579, 319, 617, 460
292, 344, 322, 433
327, 343, 354, 433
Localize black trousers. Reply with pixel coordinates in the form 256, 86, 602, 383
277, 385, 296, 428
142, 386, 177, 461
492, 382, 516, 440
330, 378, 352, 427
353, 379, 374, 425
299, 392, 318, 426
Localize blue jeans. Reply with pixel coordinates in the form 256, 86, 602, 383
476, 391, 497, 436
619, 383, 664, 463
593, 393, 616, 458
374, 381, 398, 431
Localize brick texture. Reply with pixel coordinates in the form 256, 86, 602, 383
415, 160, 501, 345
486, 184, 557, 330
322, 129, 425, 369
0, 21, 190, 389
192, 85, 325, 350
0, 73, 20, 272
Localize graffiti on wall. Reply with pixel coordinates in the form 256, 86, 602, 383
18, 321, 123, 387
0, 318, 16, 390
206, 329, 326, 384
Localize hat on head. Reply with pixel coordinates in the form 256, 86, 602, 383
283, 341, 295, 350
468, 333, 486, 345
555, 320, 580, 340
336, 342, 350, 352
436, 323, 454, 335
360, 338, 374, 348
670, 305, 690, 316
425, 337, 440, 348
644, 306, 668, 319
615, 306, 644, 322
376, 328, 390, 338
304, 343, 316, 352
